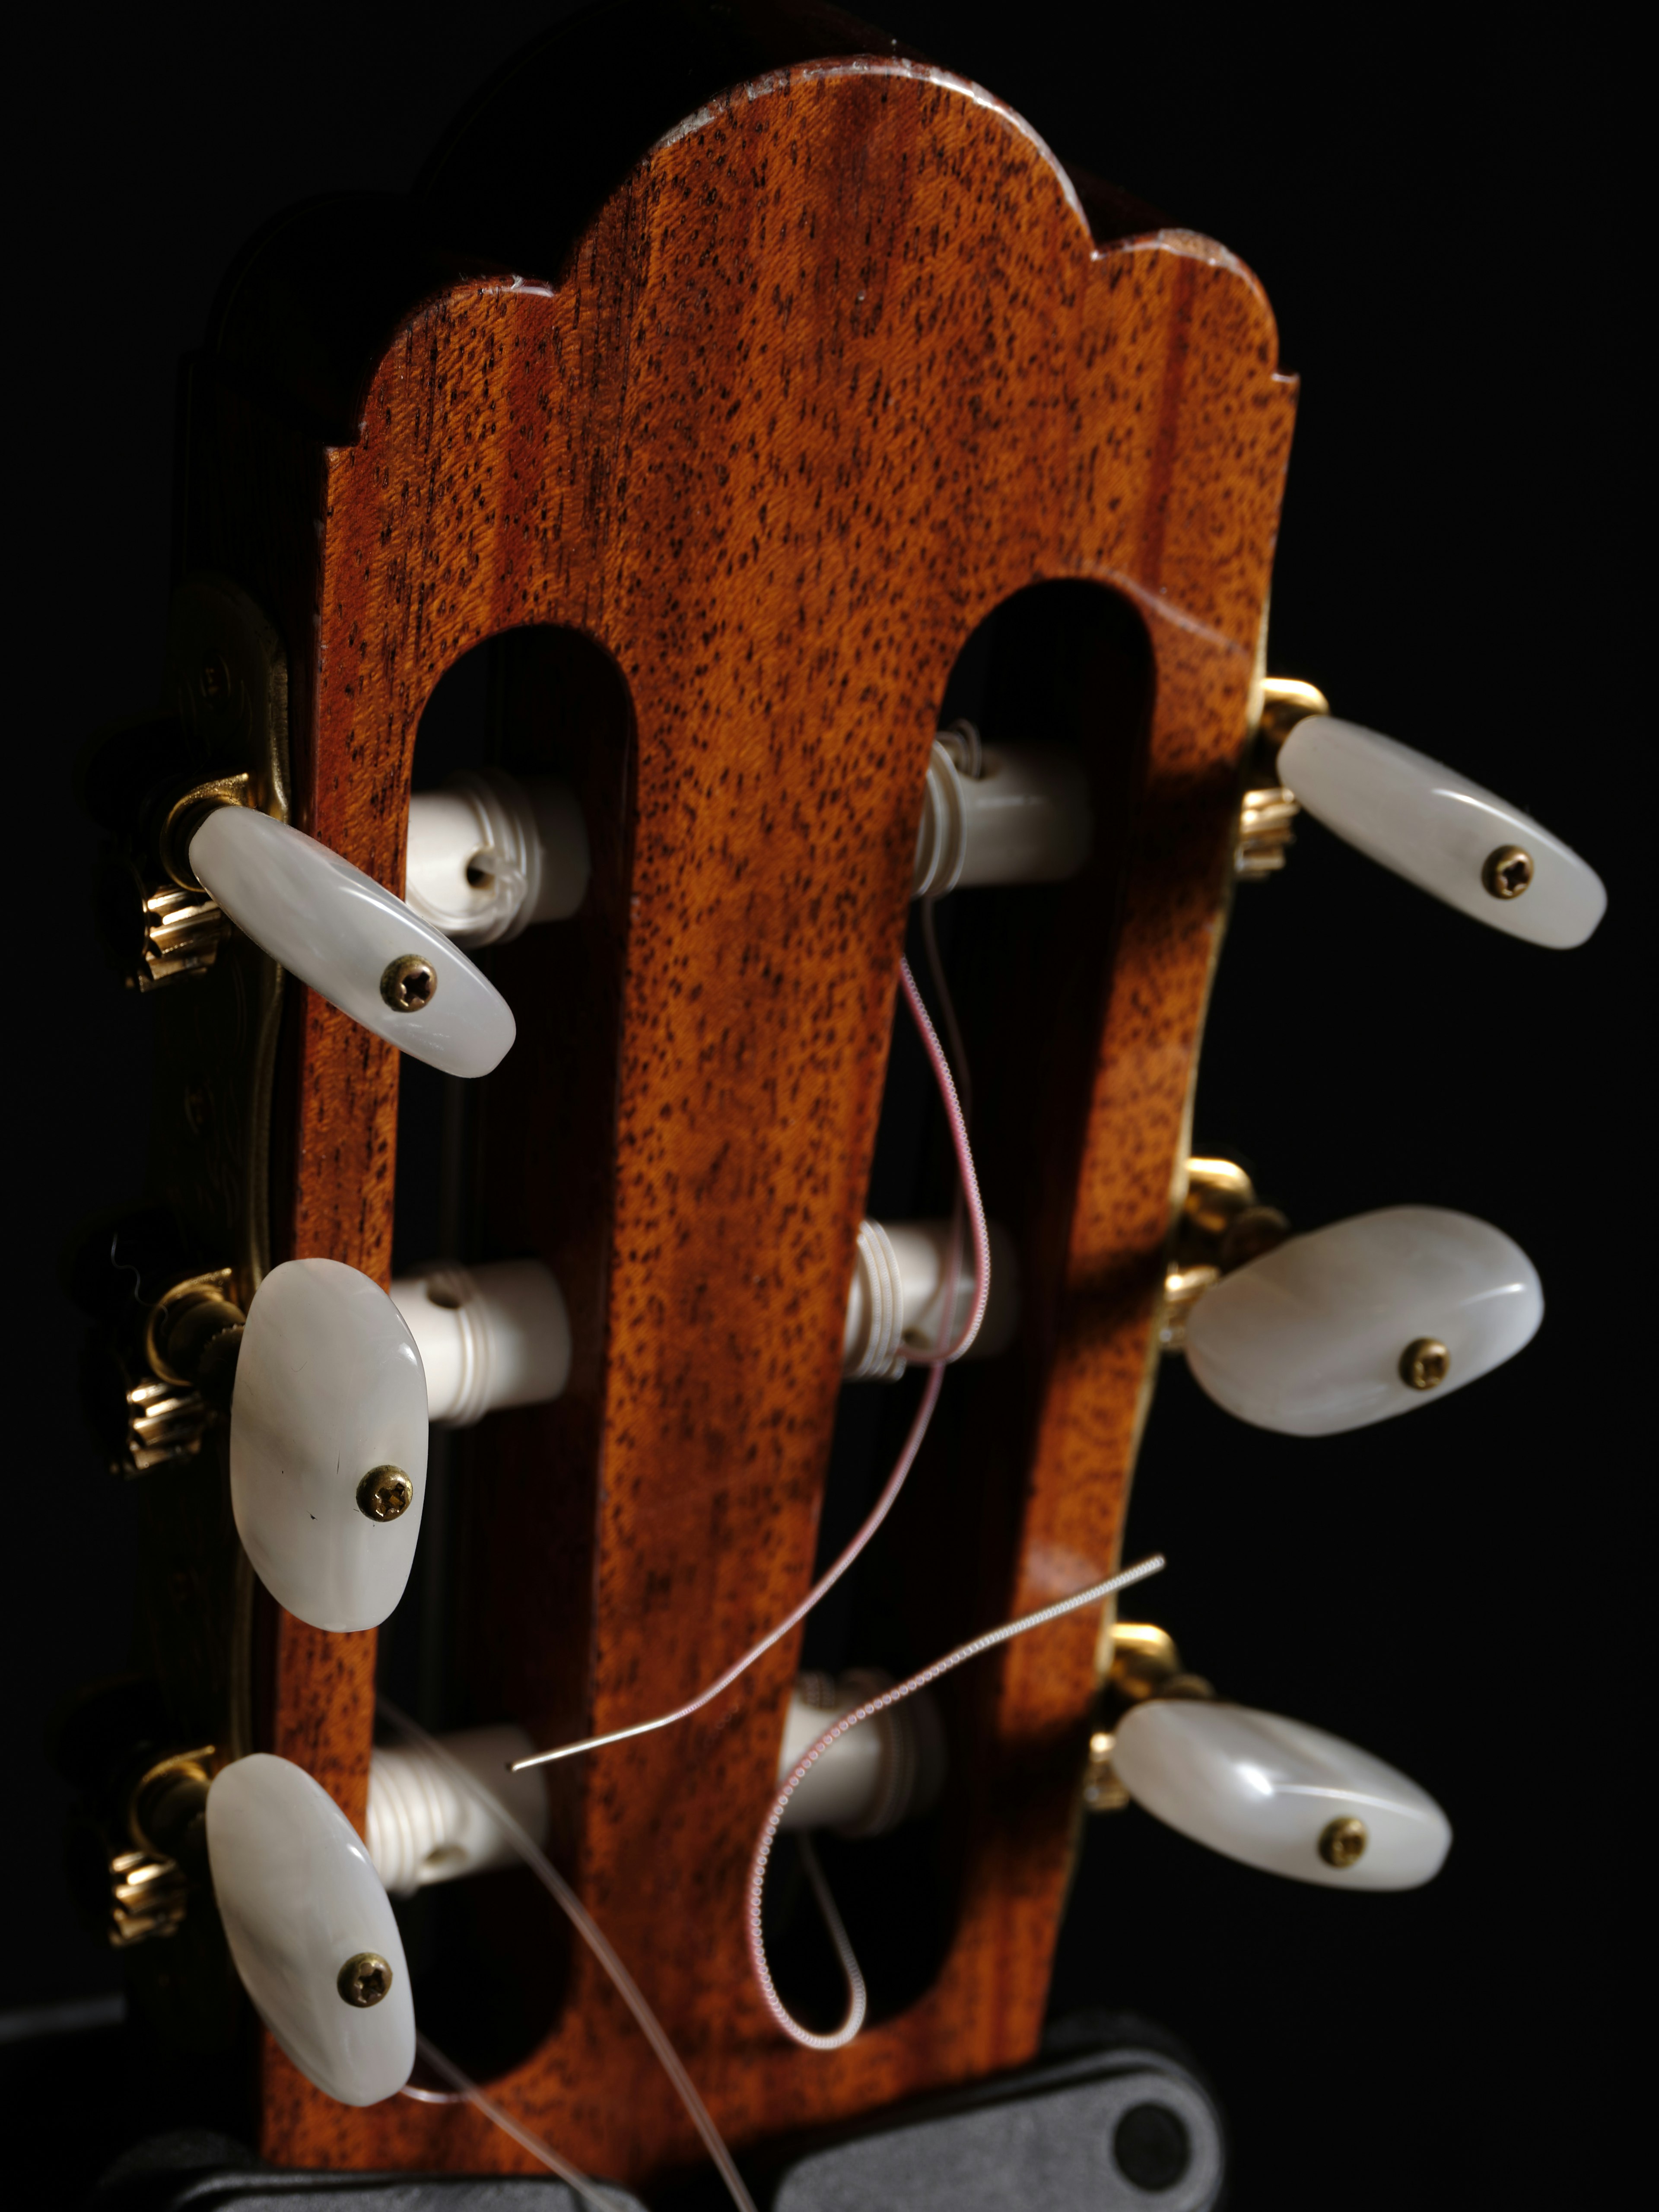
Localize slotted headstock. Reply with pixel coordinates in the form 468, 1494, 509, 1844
63, 4, 1604, 2199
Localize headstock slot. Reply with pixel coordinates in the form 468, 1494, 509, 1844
765, 578, 1154, 2035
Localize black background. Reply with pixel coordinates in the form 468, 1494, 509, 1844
3, 3, 1639, 2205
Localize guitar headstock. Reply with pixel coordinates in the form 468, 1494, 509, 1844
33, 5, 1620, 2202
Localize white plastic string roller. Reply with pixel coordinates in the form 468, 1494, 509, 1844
404, 768, 590, 948
389, 1260, 572, 1429
843, 1218, 1020, 1380
365, 1724, 550, 1896
911, 734, 1092, 899
400, 740, 1088, 949
230, 1259, 429, 1632
775, 1672, 947, 1836
186, 802, 516, 1077
206, 1754, 414, 2105
1109, 1700, 1451, 1890
1277, 717, 1605, 947
388, 1219, 1016, 1417
1183, 1205, 1542, 1436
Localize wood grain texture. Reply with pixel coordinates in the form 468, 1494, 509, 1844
191, 55, 1292, 2182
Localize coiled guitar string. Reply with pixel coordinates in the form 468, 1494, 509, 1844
510, 952, 988, 1778
746, 1550, 1169, 2049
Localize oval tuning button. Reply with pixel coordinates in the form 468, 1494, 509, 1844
207, 1754, 414, 2104
1110, 1699, 1451, 1890
1277, 716, 1606, 947
187, 803, 516, 1076
1183, 1205, 1541, 1436
230, 1259, 429, 1632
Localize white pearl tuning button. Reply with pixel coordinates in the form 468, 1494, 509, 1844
207, 1754, 414, 2104
230, 1259, 429, 1631
1183, 1205, 1542, 1437
1278, 717, 1606, 947
188, 805, 516, 1077
1110, 1699, 1451, 1889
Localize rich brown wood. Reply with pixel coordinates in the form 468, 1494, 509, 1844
185, 48, 1292, 2187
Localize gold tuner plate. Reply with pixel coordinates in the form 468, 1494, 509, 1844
1237, 676, 1331, 880
1085, 1624, 1218, 1814
1161, 1159, 1290, 1350
144, 1270, 245, 1402
100, 1744, 219, 1950
159, 771, 250, 893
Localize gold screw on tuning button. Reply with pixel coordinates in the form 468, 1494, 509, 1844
380, 953, 438, 1012
356, 1466, 413, 1523
1399, 1338, 1451, 1391
337, 1952, 394, 2007
1318, 1816, 1370, 1869
1482, 844, 1534, 900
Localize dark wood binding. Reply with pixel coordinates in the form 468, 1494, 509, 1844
166, 19, 1293, 2186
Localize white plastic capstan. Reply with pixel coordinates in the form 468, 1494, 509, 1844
1183, 1205, 1542, 1437
912, 739, 1092, 899
775, 1672, 947, 1837
189, 805, 516, 1077
207, 1754, 414, 2105
1278, 717, 1606, 947
230, 1259, 429, 1632
365, 1724, 550, 1896
389, 1260, 572, 1428
843, 1218, 1020, 1380
1110, 1700, 1451, 1890
404, 768, 590, 948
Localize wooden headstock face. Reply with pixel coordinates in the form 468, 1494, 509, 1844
84, 8, 1294, 2188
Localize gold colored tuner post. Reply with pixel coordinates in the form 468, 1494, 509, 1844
1084, 1624, 1217, 1815
1236, 675, 1331, 880
1161, 1158, 1290, 1351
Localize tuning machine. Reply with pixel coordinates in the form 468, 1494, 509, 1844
179, 797, 515, 1077
79, 573, 515, 1077
1241, 677, 1606, 945
1163, 1159, 1541, 1435
1084, 1624, 1450, 1891
80, 1243, 437, 1633
207, 1754, 414, 2105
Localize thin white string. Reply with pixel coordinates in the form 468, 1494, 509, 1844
404, 2031, 634, 2212
512, 955, 986, 1778
378, 1698, 759, 2212
745, 1551, 1167, 2050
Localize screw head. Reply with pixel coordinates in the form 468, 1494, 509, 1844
1399, 1337, 1450, 1391
1482, 844, 1534, 900
1318, 1816, 1369, 1869
379, 953, 438, 1013
337, 1951, 394, 2007
356, 1465, 413, 1522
